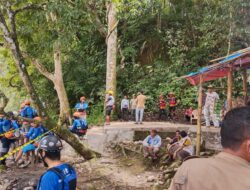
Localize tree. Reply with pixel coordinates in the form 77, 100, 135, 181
105, 2, 118, 97
0, 1, 46, 116
0, 0, 98, 160
28, 10, 71, 122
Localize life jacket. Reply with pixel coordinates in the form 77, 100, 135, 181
159, 100, 166, 109
38, 164, 77, 190
168, 97, 177, 107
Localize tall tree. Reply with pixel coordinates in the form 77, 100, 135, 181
106, 1, 118, 96
0, 0, 98, 160
0, 1, 46, 116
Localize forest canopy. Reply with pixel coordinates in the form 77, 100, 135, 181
0, 0, 249, 123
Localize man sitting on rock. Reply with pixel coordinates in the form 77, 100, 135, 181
143, 129, 162, 160
170, 107, 250, 190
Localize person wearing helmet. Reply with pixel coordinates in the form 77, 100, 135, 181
0, 114, 11, 166
69, 112, 88, 139
74, 96, 88, 119
167, 92, 177, 120
20, 100, 38, 134
4, 112, 21, 162
37, 135, 77, 190
105, 90, 115, 125
20, 100, 38, 119
15, 117, 45, 167
0, 114, 17, 166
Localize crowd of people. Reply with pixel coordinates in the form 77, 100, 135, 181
104, 86, 225, 128
0, 100, 79, 189
105, 90, 178, 125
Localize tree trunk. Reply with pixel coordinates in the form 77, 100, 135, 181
53, 43, 71, 122
106, 2, 117, 96
0, 91, 9, 114
8, 38, 46, 117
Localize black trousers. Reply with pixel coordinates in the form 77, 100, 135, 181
159, 109, 167, 120
122, 108, 129, 121
0, 137, 12, 165
168, 106, 176, 119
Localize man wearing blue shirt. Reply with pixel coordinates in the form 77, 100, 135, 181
37, 135, 77, 190
143, 129, 162, 159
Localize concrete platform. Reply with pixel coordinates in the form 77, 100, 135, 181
86, 122, 221, 154
101, 121, 220, 133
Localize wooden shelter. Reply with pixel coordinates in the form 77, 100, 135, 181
179, 47, 250, 155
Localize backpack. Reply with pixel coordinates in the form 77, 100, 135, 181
79, 119, 88, 130
37, 164, 77, 190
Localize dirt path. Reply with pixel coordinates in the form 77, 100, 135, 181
76, 156, 160, 190
0, 149, 160, 190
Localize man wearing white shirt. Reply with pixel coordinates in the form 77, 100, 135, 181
204, 85, 219, 127
121, 96, 129, 121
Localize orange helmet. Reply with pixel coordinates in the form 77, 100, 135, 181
73, 112, 80, 118
5, 131, 14, 139
80, 96, 86, 101
34, 117, 42, 123
0, 113, 4, 117
20, 102, 26, 109
24, 100, 31, 105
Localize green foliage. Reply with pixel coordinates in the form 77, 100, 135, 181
87, 103, 105, 126
0, 0, 249, 118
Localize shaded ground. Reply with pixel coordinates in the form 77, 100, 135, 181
0, 146, 160, 190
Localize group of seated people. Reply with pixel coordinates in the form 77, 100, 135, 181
0, 100, 50, 167
143, 129, 194, 161
0, 98, 88, 168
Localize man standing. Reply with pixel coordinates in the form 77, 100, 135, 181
143, 129, 162, 160
121, 95, 129, 121
168, 92, 177, 120
159, 93, 167, 120
105, 90, 115, 125
204, 85, 219, 127
135, 91, 147, 124
130, 94, 137, 120
0, 114, 11, 167
170, 107, 250, 190
37, 135, 77, 190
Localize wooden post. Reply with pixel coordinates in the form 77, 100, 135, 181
196, 75, 203, 156
227, 67, 233, 111
242, 69, 248, 105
